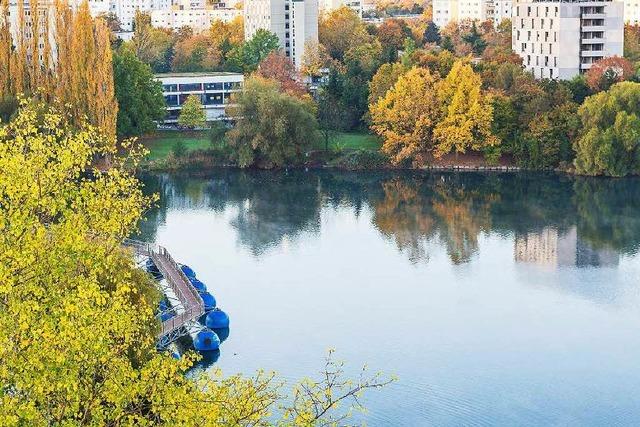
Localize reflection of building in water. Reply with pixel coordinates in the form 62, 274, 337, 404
515, 226, 618, 267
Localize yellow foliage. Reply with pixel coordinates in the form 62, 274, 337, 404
0, 101, 391, 425
433, 60, 499, 157
370, 67, 440, 165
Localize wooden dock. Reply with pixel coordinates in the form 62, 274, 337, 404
124, 239, 205, 347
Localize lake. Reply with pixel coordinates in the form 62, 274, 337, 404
139, 169, 640, 426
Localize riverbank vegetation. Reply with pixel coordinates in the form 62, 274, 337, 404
0, 100, 392, 424
4, 3, 640, 175
113, 6, 640, 176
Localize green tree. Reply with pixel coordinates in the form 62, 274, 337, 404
462, 21, 486, 55
229, 29, 279, 72
178, 94, 206, 129
574, 81, 640, 176
423, 21, 441, 44
113, 43, 166, 137
522, 102, 580, 169
226, 76, 320, 167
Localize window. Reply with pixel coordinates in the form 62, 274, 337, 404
165, 94, 179, 106
163, 84, 178, 92
204, 93, 223, 105
178, 83, 202, 92
204, 82, 223, 90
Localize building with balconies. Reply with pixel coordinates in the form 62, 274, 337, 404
512, 0, 623, 79
155, 72, 244, 124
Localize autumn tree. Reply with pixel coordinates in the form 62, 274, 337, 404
370, 67, 441, 165
624, 24, 640, 64
131, 11, 174, 71
300, 39, 330, 78
209, 16, 244, 70
368, 62, 407, 106
0, 100, 390, 424
113, 43, 166, 137
226, 76, 320, 167
255, 51, 307, 97
375, 18, 413, 62
172, 32, 221, 71
433, 60, 499, 157
178, 94, 206, 128
319, 6, 372, 61
584, 56, 634, 92
574, 82, 640, 177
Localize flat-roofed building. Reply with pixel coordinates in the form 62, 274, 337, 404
512, 0, 624, 80
155, 72, 244, 123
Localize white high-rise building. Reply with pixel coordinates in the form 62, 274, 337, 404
493, 0, 512, 25
433, 0, 495, 27
319, 0, 362, 17
512, 0, 624, 80
244, 0, 318, 69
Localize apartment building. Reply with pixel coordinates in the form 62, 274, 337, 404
244, 0, 319, 69
433, 0, 495, 27
625, 1, 640, 24
512, 0, 624, 79
155, 72, 244, 123
493, 0, 513, 25
151, 6, 240, 30
319, 0, 363, 17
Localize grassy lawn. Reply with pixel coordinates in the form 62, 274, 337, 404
142, 130, 381, 162
141, 130, 211, 161
317, 131, 381, 151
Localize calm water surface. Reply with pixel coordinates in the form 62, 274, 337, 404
139, 170, 640, 426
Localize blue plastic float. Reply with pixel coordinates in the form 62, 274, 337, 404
190, 278, 207, 293
180, 264, 196, 279
194, 329, 220, 351
200, 292, 216, 311
205, 309, 229, 329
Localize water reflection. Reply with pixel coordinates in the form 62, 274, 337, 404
139, 170, 640, 266
137, 169, 640, 425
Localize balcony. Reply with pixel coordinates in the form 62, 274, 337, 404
581, 37, 605, 44
580, 50, 604, 57
582, 13, 606, 19
581, 24, 605, 31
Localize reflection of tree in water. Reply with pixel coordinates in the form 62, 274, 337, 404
373, 179, 436, 263
431, 178, 493, 264
371, 174, 495, 264
574, 177, 640, 255
139, 169, 640, 264
228, 171, 321, 256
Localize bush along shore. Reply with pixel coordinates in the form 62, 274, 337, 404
141, 130, 570, 173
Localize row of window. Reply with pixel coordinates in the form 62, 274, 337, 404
520, 42, 556, 55
516, 30, 558, 43
164, 93, 232, 107
526, 54, 557, 68
162, 82, 242, 92
518, 17, 555, 29
518, 5, 559, 18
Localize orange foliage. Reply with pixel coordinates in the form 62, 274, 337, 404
255, 51, 307, 98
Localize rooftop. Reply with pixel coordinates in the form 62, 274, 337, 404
154, 72, 244, 78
